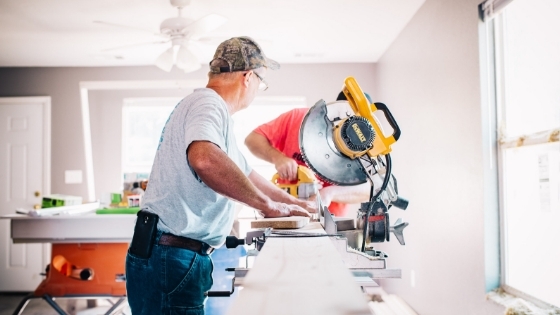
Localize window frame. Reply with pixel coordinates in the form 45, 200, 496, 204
480, 0, 560, 308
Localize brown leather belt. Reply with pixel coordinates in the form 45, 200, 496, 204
158, 233, 214, 255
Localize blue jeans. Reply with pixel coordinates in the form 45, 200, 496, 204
126, 231, 214, 315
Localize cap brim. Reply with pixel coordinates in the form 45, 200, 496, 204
265, 58, 280, 70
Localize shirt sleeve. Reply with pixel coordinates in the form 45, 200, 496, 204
184, 100, 228, 152
253, 109, 299, 152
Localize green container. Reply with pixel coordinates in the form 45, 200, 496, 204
42, 197, 65, 208
111, 193, 122, 204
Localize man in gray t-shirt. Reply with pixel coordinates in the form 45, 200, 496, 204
125, 37, 316, 315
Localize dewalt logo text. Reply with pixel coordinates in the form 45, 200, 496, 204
352, 123, 366, 143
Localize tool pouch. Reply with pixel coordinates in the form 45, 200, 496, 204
129, 210, 159, 259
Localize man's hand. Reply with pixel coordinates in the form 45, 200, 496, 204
287, 204, 312, 218
265, 202, 311, 218
273, 155, 299, 181
295, 199, 318, 213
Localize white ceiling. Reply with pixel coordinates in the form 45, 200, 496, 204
0, 0, 425, 68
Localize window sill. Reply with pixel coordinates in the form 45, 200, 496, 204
486, 287, 560, 315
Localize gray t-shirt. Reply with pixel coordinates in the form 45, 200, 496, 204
141, 88, 251, 248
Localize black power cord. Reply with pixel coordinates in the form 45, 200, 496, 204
360, 153, 392, 252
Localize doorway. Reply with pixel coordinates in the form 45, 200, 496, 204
0, 96, 51, 291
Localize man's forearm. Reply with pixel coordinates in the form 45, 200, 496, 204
248, 170, 299, 204
249, 171, 317, 213
244, 132, 285, 164
188, 141, 289, 217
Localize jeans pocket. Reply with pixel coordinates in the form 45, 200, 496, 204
165, 248, 213, 309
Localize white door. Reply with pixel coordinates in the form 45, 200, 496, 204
0, 97, 51, 291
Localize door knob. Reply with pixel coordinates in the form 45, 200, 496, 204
34, 191, 41, 197
34, 204, 41, 209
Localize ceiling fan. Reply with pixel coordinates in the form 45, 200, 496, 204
94, 0, 227, 73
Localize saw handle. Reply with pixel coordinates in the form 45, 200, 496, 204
343, 76, 400, 155
371, 102, 401, 141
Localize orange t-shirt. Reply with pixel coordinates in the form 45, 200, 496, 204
253, 108, 348, 217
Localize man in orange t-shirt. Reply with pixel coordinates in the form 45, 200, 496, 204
245, 95, 371, 217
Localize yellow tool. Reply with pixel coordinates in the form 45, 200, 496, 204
271, 166, 318, 199
335, 76, 400, 158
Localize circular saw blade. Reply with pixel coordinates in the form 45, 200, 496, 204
299, 100, 368, 186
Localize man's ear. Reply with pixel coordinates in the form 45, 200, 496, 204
242, 71, 251, 88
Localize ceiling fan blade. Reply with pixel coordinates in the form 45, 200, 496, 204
155, 47, 175, 72
176, 46, 201, 73
101, 40, 170, 52
184, 14, 228, 40
93, 21, 166, 37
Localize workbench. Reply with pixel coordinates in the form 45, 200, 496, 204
4, 214, 379, 314
2, 213, 136, 315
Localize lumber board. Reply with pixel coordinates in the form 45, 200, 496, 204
250, 216, 309, 229
227, 222, 372, 315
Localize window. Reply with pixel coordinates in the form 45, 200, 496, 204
481, 0, 560, 308
122, 97, 179, 177
121, 95, 306, 183
232, 96, 307, 180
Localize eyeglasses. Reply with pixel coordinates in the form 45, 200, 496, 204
252, 71, 268, 91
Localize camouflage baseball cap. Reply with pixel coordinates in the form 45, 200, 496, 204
209, 36, 280, 73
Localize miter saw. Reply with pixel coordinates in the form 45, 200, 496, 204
214, 77, 410, 294
299, 76, 410, 255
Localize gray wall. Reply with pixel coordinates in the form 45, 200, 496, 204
0, 64, 376, 200
373, 0, 503, 314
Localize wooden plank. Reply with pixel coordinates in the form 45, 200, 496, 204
227, 222, 372, 315
250, 216, 310, 229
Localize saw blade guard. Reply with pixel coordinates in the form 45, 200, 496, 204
299, 100, 369, 185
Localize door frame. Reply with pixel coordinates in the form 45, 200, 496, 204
0, 96, 52, 266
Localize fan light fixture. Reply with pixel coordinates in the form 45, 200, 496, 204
94, 0, 227, 73
155, 41, 201, 73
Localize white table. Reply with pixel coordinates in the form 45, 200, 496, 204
2, 214, 136, 243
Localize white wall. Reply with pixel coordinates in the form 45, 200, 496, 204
373, 0, 504, 314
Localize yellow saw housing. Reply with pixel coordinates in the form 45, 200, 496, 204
333, 77, 400, 159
